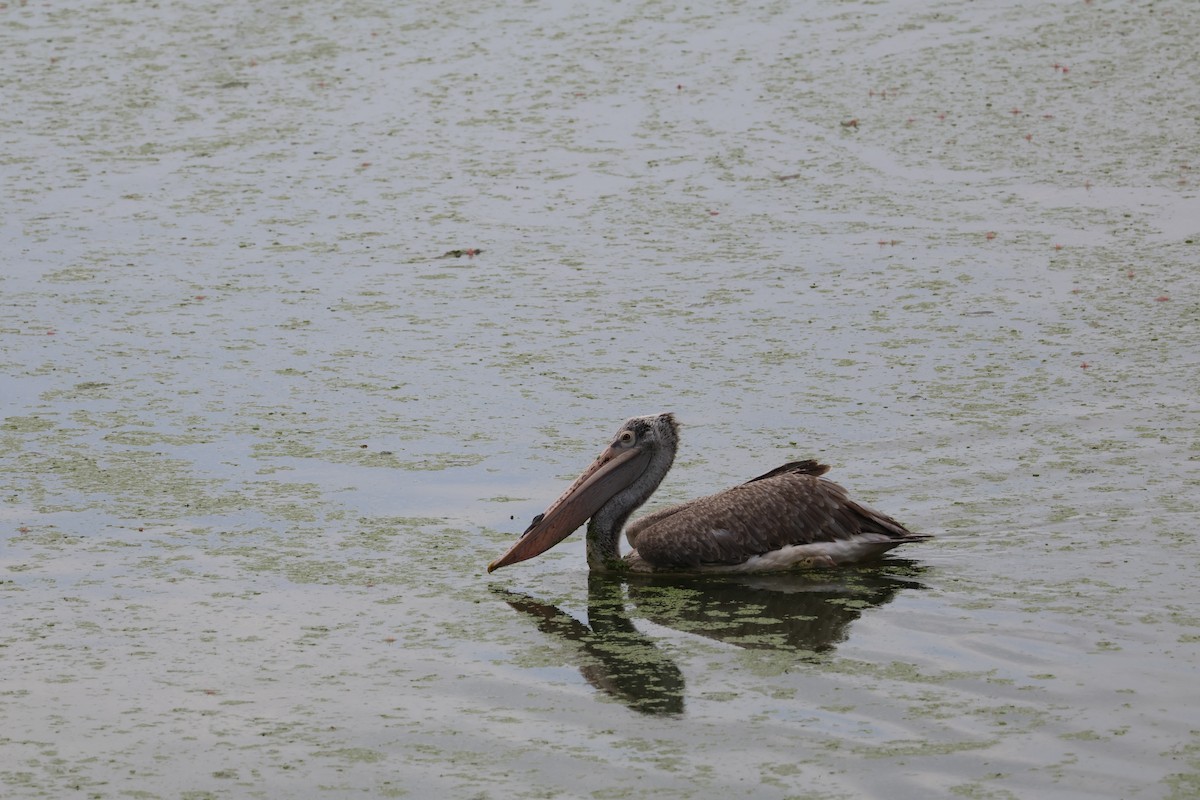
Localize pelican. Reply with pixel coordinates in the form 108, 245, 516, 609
487, 413, 929, 574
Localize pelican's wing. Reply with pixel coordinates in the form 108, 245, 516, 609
627, 472, 920, 569
744, 459, 830, 483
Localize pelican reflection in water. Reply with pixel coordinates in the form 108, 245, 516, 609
488, 413, 929, 574
495, 568, 926, 715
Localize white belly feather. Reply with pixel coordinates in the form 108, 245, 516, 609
626, 532, 904, 573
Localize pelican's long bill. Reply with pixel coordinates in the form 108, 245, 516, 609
487, 444, 651, 572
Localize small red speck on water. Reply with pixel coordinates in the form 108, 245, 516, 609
936, 113, 947, 121
204, 689, 218, 695
1154, 296, 1170, 302
1024, 133, 1033, 142
676, 84, 683, 91
707, 209, 719, 216
384, 637, 397, 643
1084, 180, 1093, 190
905, 117, 915, 125
985, 231, 997, 240
1080, 362, 1090, 369
248, 59, 257, 67
1054, 244, 1064, 250
360, 161, 371, 168
1061, 66, 1069, 74
1127, 270, 1135, 278
1010, 107, 1021, 116
1042, 114, 1055, 120
18, 527, 29, 534
46, 330, 56, 335
194, 295, 206, 300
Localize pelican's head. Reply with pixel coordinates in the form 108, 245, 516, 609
487, 413, 679, 572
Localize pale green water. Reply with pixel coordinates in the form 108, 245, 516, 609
3, 1, 1198, 798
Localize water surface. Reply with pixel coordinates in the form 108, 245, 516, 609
3, 0, 1198, 798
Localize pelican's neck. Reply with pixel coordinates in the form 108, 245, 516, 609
585, 433, 677, 572
586, 507, 635, 572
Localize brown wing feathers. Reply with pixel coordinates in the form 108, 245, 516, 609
744, 459, 830, 483
629, 471, 914, 569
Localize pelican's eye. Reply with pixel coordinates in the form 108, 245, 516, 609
617, 429, 636, 446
